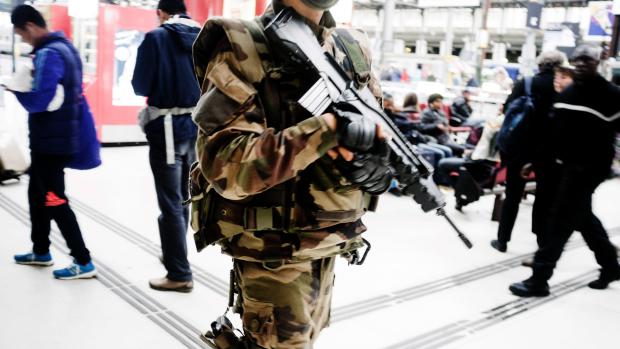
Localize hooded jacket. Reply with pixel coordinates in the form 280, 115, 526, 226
132, 15, 201, 142
14, 32, 81, 155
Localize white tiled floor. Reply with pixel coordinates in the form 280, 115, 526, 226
1, 146, 620, 349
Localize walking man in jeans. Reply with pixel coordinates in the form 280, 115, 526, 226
10, 5, 96, 279
132, 0, 201, 292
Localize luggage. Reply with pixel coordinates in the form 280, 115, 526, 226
453, 161, 498, 210
0, 132, 29, 183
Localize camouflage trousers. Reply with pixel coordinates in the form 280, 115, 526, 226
234, 257, 336, 349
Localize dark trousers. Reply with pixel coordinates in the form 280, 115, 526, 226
531, 161, 551, 246
531, 163, 620, 283
147, 135, 195, 282
29, 153, 91, 265
496, 161, 526, 243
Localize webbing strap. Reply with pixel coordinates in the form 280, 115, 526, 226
242, 19, 276, 78
333, 29, 371, 88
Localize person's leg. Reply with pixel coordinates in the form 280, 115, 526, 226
417, 144, 443, 168
580, 211, 620, 273
235, 257, 336, 349
530, 166, 591, 283
38, 154, 91, 265
496, 162, 526, 245
576, 175, 620, 284
28, 153, 52, 256
510, 165, 584, 296
531, 163, 550, 247
148, 137, 192, 282
428, 142, 453, 158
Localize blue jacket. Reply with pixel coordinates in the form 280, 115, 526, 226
14, 32, 81, 155
132, 15, 201, 142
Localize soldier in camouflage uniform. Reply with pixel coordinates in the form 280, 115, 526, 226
190, 0, 389, 347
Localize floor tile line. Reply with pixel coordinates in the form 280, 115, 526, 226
0, 192, 208, 349
66, 194, 229, 296
331, 228, 620, 322
381, 270, 598, 349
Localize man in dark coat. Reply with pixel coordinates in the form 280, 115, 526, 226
132, 0, 201, 292
491, 51, 565, 253
449, 89, 473, 127
510, 45, 620, 297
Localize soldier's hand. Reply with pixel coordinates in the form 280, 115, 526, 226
322, 113, 354, 161
327, 125, 388, 162
336, 141, 394, 195
332, 102, 377, 152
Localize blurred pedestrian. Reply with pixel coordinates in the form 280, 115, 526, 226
132, 0, 201, 293
10, 5, 97, 279
510, 45, 620, 297
491, 51, 566, 253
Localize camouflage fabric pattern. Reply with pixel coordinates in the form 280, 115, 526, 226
235, 257, 335, 349
190, 1, 381, 262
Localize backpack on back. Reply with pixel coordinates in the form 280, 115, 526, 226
497, 77, 534, 157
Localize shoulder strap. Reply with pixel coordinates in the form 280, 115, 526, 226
194, 18, 270, 86
242, 19, 278, 79
332, 29, 371, 88
240, 19, 282, 130
524, 76, 533, 98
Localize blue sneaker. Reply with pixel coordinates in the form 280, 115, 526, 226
53, 261, 97, 280
14, 252, 54, 266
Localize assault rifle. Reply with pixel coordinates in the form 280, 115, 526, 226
265, 8, 472, 249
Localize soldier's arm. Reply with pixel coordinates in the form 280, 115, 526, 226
194, 52, 338, 201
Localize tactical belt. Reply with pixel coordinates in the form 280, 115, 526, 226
212, 197, 371, 231
213, 199, 285, 231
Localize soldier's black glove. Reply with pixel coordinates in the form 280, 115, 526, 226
402, 177, 446, 212
336, 141, 394, 195
332, 102, 376, 152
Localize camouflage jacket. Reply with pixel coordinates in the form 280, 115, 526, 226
191, 1, 382, 263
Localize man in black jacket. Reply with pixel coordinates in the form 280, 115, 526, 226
132, 0, 201, 292
491, 51, 565, 253
449, 89, 473, 127
510, 45, 620, 297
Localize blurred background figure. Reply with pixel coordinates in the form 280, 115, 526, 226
449, 89, 473, 127
510, 45, 620, 297
131, 0, 201, 293
420, 93, 465, 157
491, 51, 566, 254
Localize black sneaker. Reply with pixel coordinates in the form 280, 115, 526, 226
588, 269, 620, 290
490, 239, 507, 253
509, 278, 550, 297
